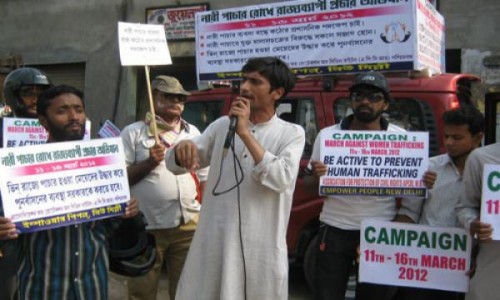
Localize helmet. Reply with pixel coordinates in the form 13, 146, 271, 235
3, 67, 52, 117
108, 213, 157, 277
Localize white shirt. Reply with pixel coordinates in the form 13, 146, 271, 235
418, 154, 462, 227
121, 121, 207, 229
456, 142, 500, 230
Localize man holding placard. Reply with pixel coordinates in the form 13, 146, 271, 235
0, 67, 52, 300
305, 72, 420, 300
456, 141, 500, 299
121, 75, 207, 300
1, 67, 52, 147
396, 106, 484, 299
0, 85, 139, 300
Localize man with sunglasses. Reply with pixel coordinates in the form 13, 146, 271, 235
121, 75, 207, 300
305, 72, 419, 300
2, 67, 52, 142
0, 67, 52, 300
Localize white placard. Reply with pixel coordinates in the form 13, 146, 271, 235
360, 220, 471, 293
0, 138, 130, 233
195, 0, 445, 81
118, 21, 172, 66
481, 164, 500, 240
97, 120, 121, 138
319, 129, 429, 197
2, 117, 91, 147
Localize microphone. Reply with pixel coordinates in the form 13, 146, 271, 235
222, 116, 238, 158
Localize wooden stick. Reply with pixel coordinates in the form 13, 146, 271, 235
144, 65, 160, 144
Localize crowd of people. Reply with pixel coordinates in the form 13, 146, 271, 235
0, 57, 496, 300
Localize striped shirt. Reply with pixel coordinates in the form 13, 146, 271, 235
15, 219, 120, 300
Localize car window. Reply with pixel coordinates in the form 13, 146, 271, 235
277, 98, 317, 159
183, 100, 224, 132
333, 97, 439, 156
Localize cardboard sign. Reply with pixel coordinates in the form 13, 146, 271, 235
118, 22, 172, 66
360, 220, 471, 293
0, 138, 130, 233
319, 129, 429, 197
481, 164, 500, 240
97, 120, 121, 138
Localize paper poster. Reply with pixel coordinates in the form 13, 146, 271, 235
360, 220, 471, 293
0, 137, 130, 233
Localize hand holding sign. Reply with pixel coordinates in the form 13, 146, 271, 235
0, 217, 18, 240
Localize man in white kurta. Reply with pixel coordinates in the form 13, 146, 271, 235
166, 57, 305, 300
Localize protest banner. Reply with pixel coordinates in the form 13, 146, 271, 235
0, 137, 129, 233
2, 117, 91, 148
319, 129, 429, 197
360, 220, 471, 293
481, 164, 500, 240
195, 0, 444, 81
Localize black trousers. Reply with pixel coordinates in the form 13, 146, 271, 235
395, 286, 465, 300
313, 224, 397, 300
0, 241, 18, 300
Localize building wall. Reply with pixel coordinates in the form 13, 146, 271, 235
440, 0, 500, 90
0, 0, 127, 131
1, 0, 499, 132
0, 0, 274, 132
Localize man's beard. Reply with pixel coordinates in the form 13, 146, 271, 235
15, 105, 37, 119
46, 119, 85, 142
353, 106, 385, 123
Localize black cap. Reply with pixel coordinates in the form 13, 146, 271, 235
350, 72, 390, 94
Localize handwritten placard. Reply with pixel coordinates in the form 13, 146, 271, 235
360, 220, 471, 293
118, 22, 172, 66
319, 129, 429, 197
0, 137, 130, 233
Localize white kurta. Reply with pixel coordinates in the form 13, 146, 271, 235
166, 115, 305, 300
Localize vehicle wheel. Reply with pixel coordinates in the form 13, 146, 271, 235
303, 233, 318, 292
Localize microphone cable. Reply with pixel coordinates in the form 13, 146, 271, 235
212, 129, 244, 195
211, 130, 248, 300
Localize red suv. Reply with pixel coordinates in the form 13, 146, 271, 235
182, 72, 481, 286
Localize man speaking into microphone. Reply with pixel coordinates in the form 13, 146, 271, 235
166, 57, 305, 300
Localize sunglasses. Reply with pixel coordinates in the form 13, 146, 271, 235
153, 90, 187, 103
350, 91, 385, 103
19, 86, 48, 98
